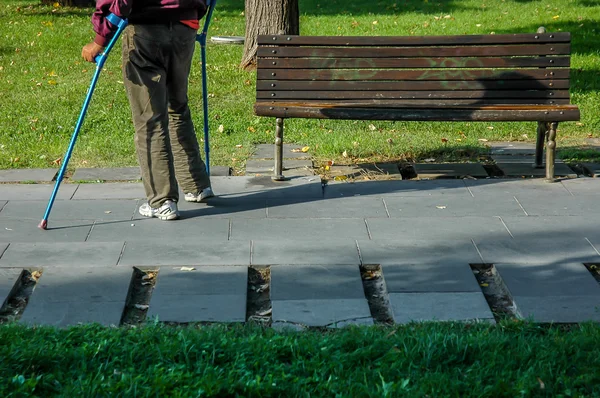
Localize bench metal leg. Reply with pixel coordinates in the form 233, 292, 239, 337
534, 121, 547, 169
273, 117, 286, 181
545, 122, 558, 182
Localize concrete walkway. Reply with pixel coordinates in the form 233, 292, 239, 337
1, 174, 600, 327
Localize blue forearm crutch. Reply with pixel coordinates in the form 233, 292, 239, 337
39, 14, 128, 230
196, 0, 217, 176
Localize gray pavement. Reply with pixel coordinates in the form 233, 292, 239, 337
1, 173, 600, 327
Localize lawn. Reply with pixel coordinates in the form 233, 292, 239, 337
1, 322, 599, 396
0, 0, 598, 172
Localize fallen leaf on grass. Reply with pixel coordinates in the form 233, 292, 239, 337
368, 124, 377, 131
217, 124, 224, 133
301, 146, 310, 153
342, 150, 348, 158
334, 175, 348, 181
478, 138, 489, 142
441, 138, 449, 143
537, 377, 545, 389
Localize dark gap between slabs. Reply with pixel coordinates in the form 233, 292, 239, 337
120, 267, 159, 327
246, 266, 272, 326
482, 164, 504, 178
0, 269, 43, 324
470, 263, 519, 322
360, 264, 393, 325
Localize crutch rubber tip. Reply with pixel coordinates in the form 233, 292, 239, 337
38, 220, 48, 230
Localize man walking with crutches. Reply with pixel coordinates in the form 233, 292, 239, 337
82, 0, 214, 221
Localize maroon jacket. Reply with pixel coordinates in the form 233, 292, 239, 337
92, 0, 208, 46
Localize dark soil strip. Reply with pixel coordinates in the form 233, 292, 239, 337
470, 264, 518, 322
121, 267, 158, 327
0, 269, 42, 324
246, 267, 272, 326
583, 263, 600, 284
360, 264, 394, 325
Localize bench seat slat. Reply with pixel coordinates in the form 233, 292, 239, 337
257, 68, 570, 81
260, 98, 570, 106
258, 79, 569, 91
254, 103, 580, 122
257, 90, 569, 101
258, 33, 571, 46
258, 44, 570, 58
259, 57, 570, 69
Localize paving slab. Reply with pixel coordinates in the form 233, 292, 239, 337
177, 197, 267, 218
270, 264, 365, 301
494, 263, 600, 297
474, 237, 600, 265
512, 295, 600, 323
71, 167, 141, 182
488, 142, 537, 156
87, 217, 230, 242
272, 299, 373, 328
389, 292, 495, 323
581, 163, 600, 178
231, 218, 369, 240
0, 200, 139, 221
30, 267, 133, 302
383, 195, 526, 218
495, 162, 576, 178
382, 263, 480, 293
251, 144, 310, 160
413, 163, 489, 179
71, 183, 146, 200
465, 178, 572, 198
147, 266, 247, 323
561, 178, 600, 196
366, 216, 510, 241
251, 240, 360, 266
324, 180, 470, 199
152, 266, 247, 295
20, 301, 126, 327
210, 176, 322, 200
245, 159, 313, 174
0, 219, 93, 242
266, 197, 388, 219
0, 184, 78, 201
21, 267, 131, 327
119, 241, 251, 266
0, 242, 124, 267
0, 268, 21, 308
147, 294, 247, 323
515, 195, 600, 216
209, 165, 232, 177
0, 169, 57, 183
500, 215, 600, 240
358, 239, 480, 266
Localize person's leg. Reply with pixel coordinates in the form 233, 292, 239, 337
122, 24, 179, 209
166, 23, 211, 196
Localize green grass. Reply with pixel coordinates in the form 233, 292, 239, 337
1, 322, 599, 396
0, 0, 599, 171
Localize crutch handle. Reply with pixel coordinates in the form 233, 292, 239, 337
95, 13, 128, 67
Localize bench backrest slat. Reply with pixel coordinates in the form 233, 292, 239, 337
257, 33, 570, 46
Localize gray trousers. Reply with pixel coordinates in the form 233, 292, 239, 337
122, 23, 210, 208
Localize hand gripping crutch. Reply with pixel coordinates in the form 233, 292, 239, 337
39, 14, 128, 230
196, 0, 217, 176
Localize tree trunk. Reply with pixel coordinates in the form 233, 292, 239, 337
241, 0, 299, 71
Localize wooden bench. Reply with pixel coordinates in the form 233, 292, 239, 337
253, 29, 580, 181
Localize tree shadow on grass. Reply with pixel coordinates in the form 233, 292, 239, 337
215, 0, 473, 16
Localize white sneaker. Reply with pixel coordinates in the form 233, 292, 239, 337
138, 199, 179, 220
184, 187, 214, 203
